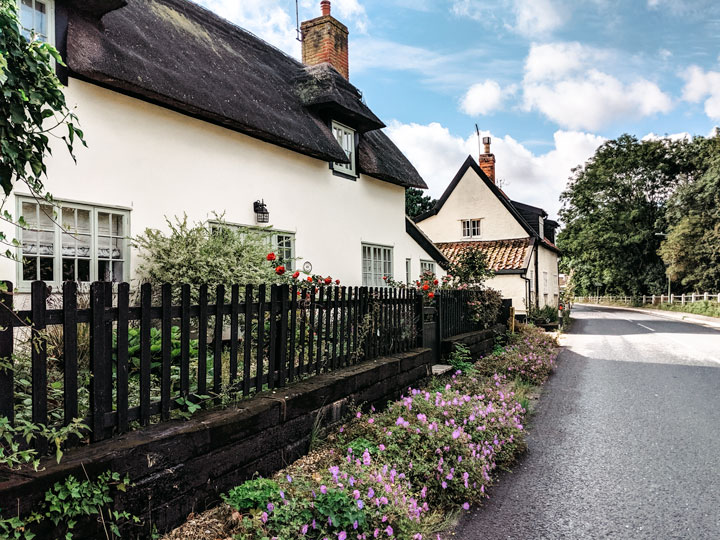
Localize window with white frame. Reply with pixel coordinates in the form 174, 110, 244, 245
539, 216, 545, 239
18, 0, 54, 44
273, 233, 295, 271
405, 258, 411, 285
18, 197, 129, 287
420, 260, 436, 276
332, 121, 356, 177
461, 219, 482, 239
209, 221, 295, 271
362, 244, 392, 287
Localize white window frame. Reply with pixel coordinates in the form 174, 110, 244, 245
16, 196, 131, 291
332, 120, 357, 177
461, 219, 482, 239
420, 260, 436, 276
272, 232, 296, 271
209, 221, 296, 271
362, 243, 393, 287
17, 0, 55, 46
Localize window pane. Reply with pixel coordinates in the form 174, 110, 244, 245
22, 230, 37, 254
38, 231, 54, 255
22, 201, 38, 228
23, 258, 37, 281
36, 1, 47, 36
112, 261, 124, 282
111, 238, 123, 259
111, 214, 124, 236
77, 209, 91, 233
77, 234, 91, 258
77, 259, 90, 281
38, 204, 54, 230
62, 258, 75, 281
98, 260, 110, 281
39, 257, 53, 281
98, 212, 110, 236
97, 235, 110, 259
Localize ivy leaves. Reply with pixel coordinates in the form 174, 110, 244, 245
0, 1, 86, 197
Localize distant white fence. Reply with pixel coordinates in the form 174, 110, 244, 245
579, 293, 720, 306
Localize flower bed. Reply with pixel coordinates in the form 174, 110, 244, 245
163, 325, 559, 540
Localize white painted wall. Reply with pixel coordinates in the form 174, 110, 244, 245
486, 273, 528, 314
0, 79, 442, 292
537, 245, 560, 307
416, 166, 528, 243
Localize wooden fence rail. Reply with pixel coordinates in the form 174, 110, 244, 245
0, 281, 421, 446
0, 281, 503, 453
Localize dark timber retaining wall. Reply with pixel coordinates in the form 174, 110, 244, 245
0, 349, 433, 538
442, 323, 506, 357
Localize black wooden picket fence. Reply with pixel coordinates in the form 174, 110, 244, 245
0, 280, 504, 453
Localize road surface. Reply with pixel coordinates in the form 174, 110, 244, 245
454, 305, 720, 539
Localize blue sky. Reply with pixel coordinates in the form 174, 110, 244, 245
193, 0, 720, 217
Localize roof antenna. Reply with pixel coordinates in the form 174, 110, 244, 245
475, 124, 482, 159
295, 0, 302, 42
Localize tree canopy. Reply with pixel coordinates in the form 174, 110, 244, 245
557, 134, 705, 296
405, 187, 436, 219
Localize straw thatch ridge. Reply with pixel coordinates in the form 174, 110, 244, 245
63, 0, 427, 189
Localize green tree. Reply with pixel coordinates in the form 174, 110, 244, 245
0, 0, 85, 256
660, 147, 720, 292
405, 187, 436, 219
557, 134, 689, 296
448, 245, 493, 286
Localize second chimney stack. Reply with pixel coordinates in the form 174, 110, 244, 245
301, 1, 350, 79
479, 136, 496, 184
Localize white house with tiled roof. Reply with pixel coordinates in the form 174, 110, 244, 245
414, 140, 560, 314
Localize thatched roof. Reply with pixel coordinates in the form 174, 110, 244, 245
64, 0, 426, 189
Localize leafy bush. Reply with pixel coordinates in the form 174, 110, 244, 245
223, 478, 282, 512
447, 343, 474, 374
467, 288, 504, 328
527, 304, 558, 324
112, 326, 201, 374
657, 300, 720, 318
134, 215, 287, 302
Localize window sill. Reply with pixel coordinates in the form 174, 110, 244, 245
331, 169, 358, 181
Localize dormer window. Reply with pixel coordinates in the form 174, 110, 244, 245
332, 120, 357, 177
18, 0, 54, 45
539, 216, 545, 239
461, 219, 482, 239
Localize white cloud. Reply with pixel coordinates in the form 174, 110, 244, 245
460, 80, 513, 115
681, 65, 720, 120
452, 0, 565, 38
521, 42, 673, 130
385, 120, 606, 218
191, 0, 368, 57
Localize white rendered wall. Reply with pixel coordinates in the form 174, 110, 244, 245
416, 166, 528, 243
0, 79, 442, 292
537, 245, 560, 307
485, 274, 528, 314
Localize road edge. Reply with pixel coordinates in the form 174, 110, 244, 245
575, 303, 720, 330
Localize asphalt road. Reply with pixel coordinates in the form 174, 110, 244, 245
454, 305, 720, 539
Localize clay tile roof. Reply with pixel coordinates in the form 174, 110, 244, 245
436, 238, 532, 272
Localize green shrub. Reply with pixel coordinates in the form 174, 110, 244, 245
223, 478, 282, 512
447, 343, 474, 374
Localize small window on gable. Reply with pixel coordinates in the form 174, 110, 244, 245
18, 0, 54, 45
461, 219, 482, 239
332, 121, 356, 177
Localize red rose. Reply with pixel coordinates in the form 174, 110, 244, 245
324, 277, 332, 285
416, 281, 421, 286
266, 253, 276, 261
382, 276, 387, 281
422, 284, 429, 291
428, 292, 435, 299
292, 271, 300, 279
433, 279, 439, 285
275, 265, 286, 275
307, 276, 313, 282
335, 279, 340, 285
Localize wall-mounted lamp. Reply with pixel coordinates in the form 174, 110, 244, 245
254, 200, 269, 224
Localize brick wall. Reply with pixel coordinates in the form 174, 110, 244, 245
301, 15, 349, 79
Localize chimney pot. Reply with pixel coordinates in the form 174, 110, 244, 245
321, 0, 331, 16
479, 136, 496, 183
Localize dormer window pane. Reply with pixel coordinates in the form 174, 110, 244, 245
19, 0, 53, 44
332, 120, 357, 177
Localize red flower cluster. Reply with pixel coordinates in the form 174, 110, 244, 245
275, 266, 285, 275
266, 252, 276, 262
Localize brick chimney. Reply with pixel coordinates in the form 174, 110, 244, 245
479, 136, 496, 183
301, 1, 349, 79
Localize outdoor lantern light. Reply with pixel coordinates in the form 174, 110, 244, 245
254, 200, 269, 223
